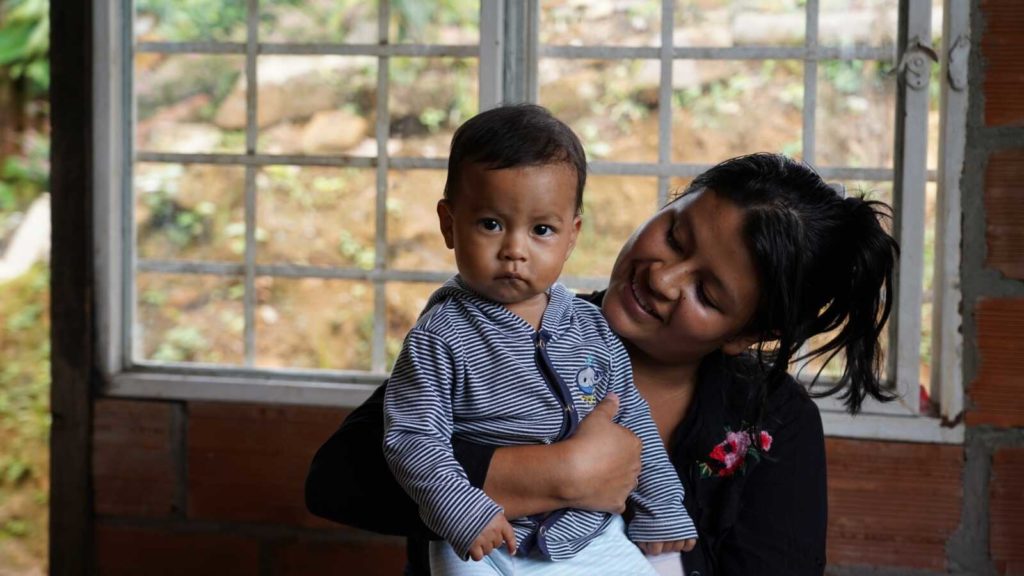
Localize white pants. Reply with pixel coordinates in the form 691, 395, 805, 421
429, 515, 664, 576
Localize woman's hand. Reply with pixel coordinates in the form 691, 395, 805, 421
482, 392, 642, 519
560, 392, 643, 514
638, 538, 697, 555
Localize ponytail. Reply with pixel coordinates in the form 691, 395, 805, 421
802, 196, 900, 413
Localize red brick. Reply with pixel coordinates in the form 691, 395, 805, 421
825, 439, 962, 571
266, 538, 407, 576
186, 402, 348, 527
92, 399, 179, 518
95, 524, 259, 576
981, 0, 1024, 126
967, 298, 1024, 427
984, 151, 1024, 280
992, 447, 1024, 576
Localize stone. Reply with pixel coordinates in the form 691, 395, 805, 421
300, 109, 370, 154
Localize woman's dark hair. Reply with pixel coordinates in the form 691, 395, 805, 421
680, 152, 900, 415
444, 103, 587, 213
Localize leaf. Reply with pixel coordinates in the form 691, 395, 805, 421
0, 23, 33, 67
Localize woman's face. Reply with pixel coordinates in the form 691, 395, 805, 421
602, 188, 760, 367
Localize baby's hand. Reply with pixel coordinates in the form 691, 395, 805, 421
638, 538, 697, 555
467, 513, 517, 561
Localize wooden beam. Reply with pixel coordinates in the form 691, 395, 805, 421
49, 0, 94, 573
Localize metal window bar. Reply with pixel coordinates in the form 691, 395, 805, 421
243, 0, 259, 366
373, 0, 391, 373
657, 0, 674, 207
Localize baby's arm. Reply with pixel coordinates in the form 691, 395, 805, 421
383, 328, 505, 559
468, 512, 517, 561
603, 338, 698, 545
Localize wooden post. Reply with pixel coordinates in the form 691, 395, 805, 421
49, 0, 94, 573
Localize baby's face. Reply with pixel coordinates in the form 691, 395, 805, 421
438, 162, 581, 308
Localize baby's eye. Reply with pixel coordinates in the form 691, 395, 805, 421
479, 219, 501, 231
533, 224, 554, 236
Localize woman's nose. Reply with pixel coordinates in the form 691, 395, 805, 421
648, 260, 688, 300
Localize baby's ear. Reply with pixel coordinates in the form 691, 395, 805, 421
437, 200, 455, 249
565, 215, 583, 260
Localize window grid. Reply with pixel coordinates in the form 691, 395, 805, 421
112, 0, 954, 437
129, 0, 489, 373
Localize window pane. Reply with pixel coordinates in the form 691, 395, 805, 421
136, 0, 247, 42
137, 273, 245, 364
386, 282, 439, 368
540, 0, 660, 47
256, 57, 377, 156
672, 61, 804, 164
816, 60, 896, 168
259, 0, 378, 43
540, 59, 660, 164
136, 163, 246, 262
564, 176, 658, 280
389, 58, 478, 157
819, 0, 899, 47
675, 1, 805, 47
386, 169, 453, 272
256, 166, 376, 268
389, 0, 479, 44
136, 54, 246, 154
254, 278, 374, 371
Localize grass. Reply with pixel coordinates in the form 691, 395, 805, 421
0, 263, 50, 574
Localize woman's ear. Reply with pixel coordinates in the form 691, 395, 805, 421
437, 200, 455, 249
721, 333, 761, 356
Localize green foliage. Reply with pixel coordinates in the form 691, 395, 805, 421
0, 0, 49, 93
0, 132, 48, 212
0, 263, 50, 553
152, 326, 210, 362
141, 189, 212, 249
391, 0, 477, 42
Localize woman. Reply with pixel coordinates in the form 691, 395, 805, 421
305, 153, 899, 575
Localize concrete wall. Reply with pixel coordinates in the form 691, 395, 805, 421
85, 0, 1024, 574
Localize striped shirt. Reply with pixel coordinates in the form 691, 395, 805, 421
383, 276, 697, 561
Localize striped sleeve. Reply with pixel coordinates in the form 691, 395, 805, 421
608, 338, 698, 543
382, 327, 503, 559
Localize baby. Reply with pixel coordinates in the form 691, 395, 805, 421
383, 104, 696, 575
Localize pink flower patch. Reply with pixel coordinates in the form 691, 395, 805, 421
698, 426, 775, 479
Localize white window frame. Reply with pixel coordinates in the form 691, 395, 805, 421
94, 0, 965, 443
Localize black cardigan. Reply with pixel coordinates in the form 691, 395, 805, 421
305, 301, 827, 576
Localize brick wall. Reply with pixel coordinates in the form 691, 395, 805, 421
961, 1, 1024, 575
91, 399, 408, 575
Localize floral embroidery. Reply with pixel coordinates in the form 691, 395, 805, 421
698, 426, 774, 478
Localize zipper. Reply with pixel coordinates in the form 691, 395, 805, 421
534, 329, 579, 440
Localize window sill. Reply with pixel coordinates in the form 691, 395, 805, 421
104, 367, 964, 445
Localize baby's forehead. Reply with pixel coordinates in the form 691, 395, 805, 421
453, 161, 581, 207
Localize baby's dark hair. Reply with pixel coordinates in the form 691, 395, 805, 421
443, 104, 587, 213
681, 153, 900, 415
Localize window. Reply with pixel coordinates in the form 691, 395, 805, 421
95, 0, 965, 442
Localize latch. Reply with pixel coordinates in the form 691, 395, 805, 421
947, 34, 970, 92
898, 37, 939, 91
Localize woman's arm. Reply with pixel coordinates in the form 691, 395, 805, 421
305, 387, 644, 533
716, 395, 828, 575
305, 382, 431, 537
484, 393, 643, 519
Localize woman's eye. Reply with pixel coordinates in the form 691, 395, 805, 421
696, 281, 718, 311
666, 221, 684, 251
480, 219, 501, 231
533, 224, 554, 236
